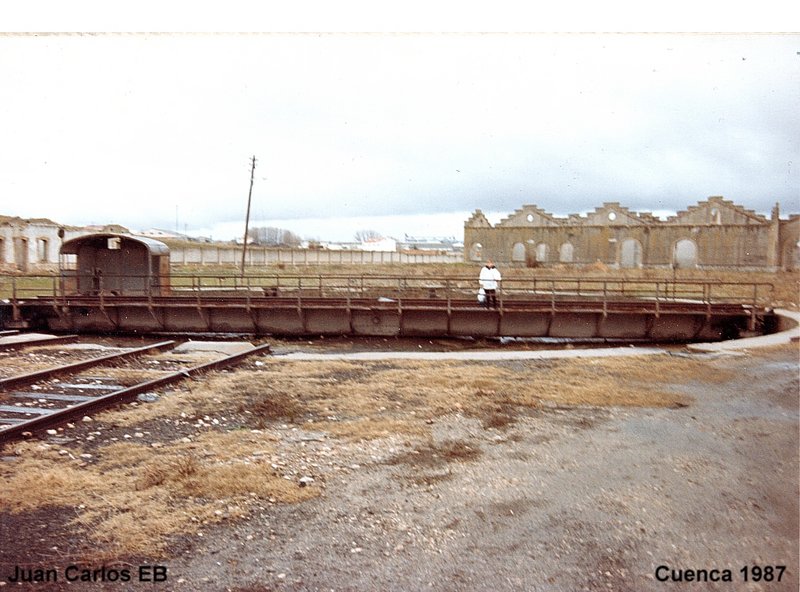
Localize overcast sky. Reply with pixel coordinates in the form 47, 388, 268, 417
1, 32, 798, 241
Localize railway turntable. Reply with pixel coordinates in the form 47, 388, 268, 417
0, 234, 782, 342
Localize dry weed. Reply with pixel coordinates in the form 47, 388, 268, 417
314, 417, 427, 440
175, 354, 711, 441
388, 439, 481, 468
0, 430, 316, 559
0, 348, 736, 559
741, 341, 800, 359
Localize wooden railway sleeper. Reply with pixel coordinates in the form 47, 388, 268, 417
0, 342, 271, 445
0, 340, 176, 391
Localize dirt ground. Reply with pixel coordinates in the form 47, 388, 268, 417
0, 342, 797, 592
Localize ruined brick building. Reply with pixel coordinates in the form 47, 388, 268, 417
464, 197, 799, 270
0, 216, 127, 272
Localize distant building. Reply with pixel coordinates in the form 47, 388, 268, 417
0, 215, 111, 272
464, 197, 799, 271
297, 237, 399, 252
300, 241, 357, 251
399, 235, 463, 254
85, 223, 130, 234
0, 216, 144, 272
359, 237, 397, 252
136, 228, 189, 240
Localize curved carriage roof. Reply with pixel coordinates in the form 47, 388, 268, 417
60, 233, 170, 256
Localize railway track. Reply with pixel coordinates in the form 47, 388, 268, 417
0, 338, 271, 445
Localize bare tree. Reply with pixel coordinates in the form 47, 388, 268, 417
248, 227, 302, 247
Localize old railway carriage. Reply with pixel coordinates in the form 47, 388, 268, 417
59, 233, 170, 296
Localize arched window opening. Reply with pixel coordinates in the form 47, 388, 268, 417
620, 239, 642, 268
535, 243, 549, 263
511, 242, 526, 262
559, 242, 574, 263
469, 242, 483, 261
673, 239, 698, 269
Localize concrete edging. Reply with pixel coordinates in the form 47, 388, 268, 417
687, 308, 800, 353
280, 347, 668, 362
282, 310, 800, 361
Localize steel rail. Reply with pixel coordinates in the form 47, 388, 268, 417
0, 342, 271, 445
0, 340, 176, 391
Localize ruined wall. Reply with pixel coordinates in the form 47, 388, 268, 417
0, 218, 120, 272
779, 216, 800, 270
0, 220, 83, 272
465, 197, 796, 270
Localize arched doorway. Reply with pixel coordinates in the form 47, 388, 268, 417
469, 242, 483, 262
673, 239, 698, 269
783, 240, 800, 271
535, 243, 549, 264
511, 242, 526, 262
559, 242, 574, 263
620, 239, 642, 268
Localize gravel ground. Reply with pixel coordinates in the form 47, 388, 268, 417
167, 346, 797, 591
1, 344, 797, 592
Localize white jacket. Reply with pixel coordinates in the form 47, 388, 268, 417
479, 266, 501, 290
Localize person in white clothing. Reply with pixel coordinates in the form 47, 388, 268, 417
478, 259, 502, 308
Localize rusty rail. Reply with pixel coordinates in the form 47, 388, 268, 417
0, 342, 271, 445
0, 340, 175, 390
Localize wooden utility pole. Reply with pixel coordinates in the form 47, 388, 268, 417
241, 155, 256, 279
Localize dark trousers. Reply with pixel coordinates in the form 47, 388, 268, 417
484, 289, 497, 308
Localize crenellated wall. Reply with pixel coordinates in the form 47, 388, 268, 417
464, 197, 799, 270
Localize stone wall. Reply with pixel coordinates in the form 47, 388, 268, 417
464, 197, 799, 271
0, 218, 85, 272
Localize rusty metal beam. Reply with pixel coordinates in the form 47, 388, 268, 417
1, 273, 774, 341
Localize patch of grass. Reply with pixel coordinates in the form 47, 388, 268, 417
0, 430, 317, 559
102, 354, 709, 442
92, 352, 718, 466
480, 406, 517, 429
237, 388, 306, 426
387, 439, 481, 469
742, 341, 800, 359
258, 355, 702, 423
314, 417, 427, 440
0, 344, 750, 562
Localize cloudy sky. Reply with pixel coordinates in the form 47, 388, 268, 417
1, 30, 798, 241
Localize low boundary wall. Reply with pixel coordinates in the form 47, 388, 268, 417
168, 245, 462, 266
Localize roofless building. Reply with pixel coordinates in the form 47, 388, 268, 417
464, 197, 799, 270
